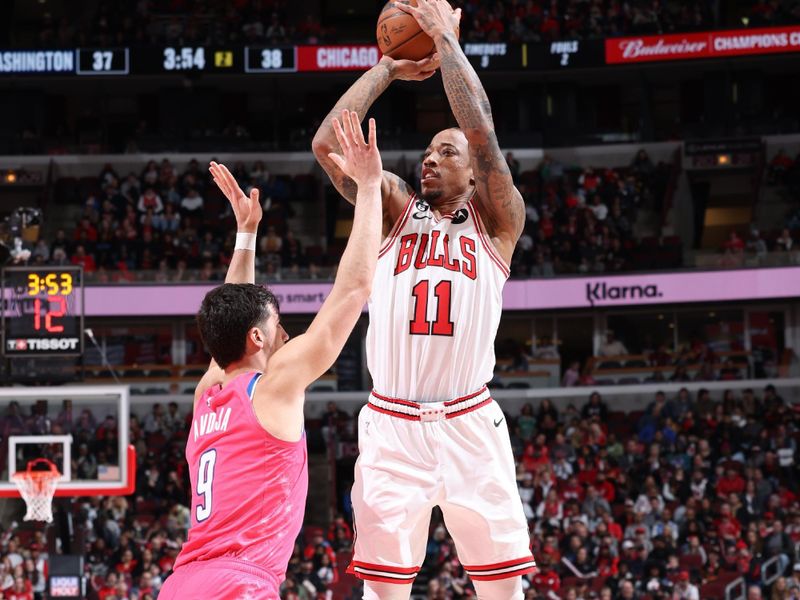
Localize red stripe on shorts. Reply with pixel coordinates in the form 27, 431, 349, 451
462, 556, 537, 571
467, 564, 537, 581
443, 386, 488, 407
366, 404, 420, 421
445, 398, 492, 418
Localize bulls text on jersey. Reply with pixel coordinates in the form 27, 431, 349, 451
394, 231, 477, 280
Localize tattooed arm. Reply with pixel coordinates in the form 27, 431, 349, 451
399, 0, 525, 265
312, 55, 438, 235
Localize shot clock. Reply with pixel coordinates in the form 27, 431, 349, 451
2, 266, 84, 356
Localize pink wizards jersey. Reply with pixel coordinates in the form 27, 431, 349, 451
366, 194, 509, 402
173, 371, 308, 582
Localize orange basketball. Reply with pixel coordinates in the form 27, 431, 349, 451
376, 0, 459, 62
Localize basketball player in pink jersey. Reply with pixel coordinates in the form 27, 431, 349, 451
312, 3, 534, 599
159, 110, 385, 600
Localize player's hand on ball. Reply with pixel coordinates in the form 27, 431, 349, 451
381, 53, 440, 82
397, 0, 461, 42
209, 161, 263, 233
327, 110, 383, 188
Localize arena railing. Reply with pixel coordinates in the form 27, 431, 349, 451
76, 249, 800, 286
124, 377, 800, 421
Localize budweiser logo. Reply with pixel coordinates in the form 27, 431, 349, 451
617, 38, 707, 59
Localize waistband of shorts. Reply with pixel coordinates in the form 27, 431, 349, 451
174, 557, 280, 583
368, 387, 492, 421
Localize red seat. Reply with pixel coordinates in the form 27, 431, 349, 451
589, 576, 607, 592
679, 553, 704, 571
561, 576, 579, 590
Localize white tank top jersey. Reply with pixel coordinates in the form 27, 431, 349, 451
366, 193, 510, 403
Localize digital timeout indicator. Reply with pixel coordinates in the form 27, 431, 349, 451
2, 266, 84, 356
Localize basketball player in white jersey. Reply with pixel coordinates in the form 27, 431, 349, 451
312, 2, 534, 599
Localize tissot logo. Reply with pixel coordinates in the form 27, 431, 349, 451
6, 337, 80, 351
585, 282, 663, 306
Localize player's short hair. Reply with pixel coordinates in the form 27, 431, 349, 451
197, 283, 280, 369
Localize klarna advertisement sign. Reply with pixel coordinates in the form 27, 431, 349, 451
80, 267, 800, 316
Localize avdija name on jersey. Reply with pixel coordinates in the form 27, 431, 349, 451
193, 406, 232, 441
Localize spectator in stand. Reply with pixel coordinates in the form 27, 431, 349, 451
142, 403, 165, 435
71, 244, 97, 273
138, 187, 164, 215
768, 149, 794, 185
4, 575, 32, 600
599, 330, 629, 357
747, 229, 768, 262
582, 392, 609, 421
562, 361, 581, 387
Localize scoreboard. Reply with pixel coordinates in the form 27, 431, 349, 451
0, 42, 603, 77
0, 45, 381, 76
2, 266, 84, 357
2, 24, 800, 78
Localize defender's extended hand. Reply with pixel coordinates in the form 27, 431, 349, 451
209, 161, 262, 233
326, 110, 383, 188
396, 0, 461, 42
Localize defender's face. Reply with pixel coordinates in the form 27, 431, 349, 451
421, 129, 474, 204
254, 308, 289, 361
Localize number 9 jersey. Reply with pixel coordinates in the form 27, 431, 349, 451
161, 372, 308, 599
366, 194, 509, 403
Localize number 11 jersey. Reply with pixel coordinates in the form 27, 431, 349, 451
366, 194, 509, 403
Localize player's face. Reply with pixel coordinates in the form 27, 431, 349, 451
421, 129, 474, 205
259, 310, 289, 359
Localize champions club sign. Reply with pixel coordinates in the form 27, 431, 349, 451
606, 25, 800, 64
49, 266, 800, 316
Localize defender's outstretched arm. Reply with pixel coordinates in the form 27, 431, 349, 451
193, 162, 264, 401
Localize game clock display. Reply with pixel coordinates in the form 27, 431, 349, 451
2, 266, 84, 357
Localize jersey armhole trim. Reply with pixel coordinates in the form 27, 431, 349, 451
467, 199, 511, 278
246, 373, 305, 447
378, 192, 416, 258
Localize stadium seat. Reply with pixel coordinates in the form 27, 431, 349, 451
147, 369, 173, 378
624, 359, 648, 368
679, 554, 704, 572
589, 576, 607, 592
303, 526, 325, 545
699, 571, 741, 600
597, 361, 622, 370
182, 368, 206, 378
561, 576, 579, 590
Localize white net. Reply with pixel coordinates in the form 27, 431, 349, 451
11, 460, 60, 523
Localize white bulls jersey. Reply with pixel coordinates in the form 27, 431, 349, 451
366, 194, 509, 403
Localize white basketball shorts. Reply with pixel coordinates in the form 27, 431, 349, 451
347, 387, 537, 584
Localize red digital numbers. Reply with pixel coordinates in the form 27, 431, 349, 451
33, 296, 66, 333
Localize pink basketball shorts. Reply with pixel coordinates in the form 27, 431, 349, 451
158, 557, 280, 600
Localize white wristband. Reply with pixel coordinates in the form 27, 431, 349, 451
235, 232, 257, 251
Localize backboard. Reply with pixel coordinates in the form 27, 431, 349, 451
0, 385, 135, 497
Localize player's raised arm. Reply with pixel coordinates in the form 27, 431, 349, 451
193, 162, 263, 401
311, 55, 436, 232
209, 161, 262, 285
399, 0, 525, 263
257, 111, 383, 436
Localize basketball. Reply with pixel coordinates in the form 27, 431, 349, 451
377, 0, 459, 61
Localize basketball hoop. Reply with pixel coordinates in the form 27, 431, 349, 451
11, 458, 60, 523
